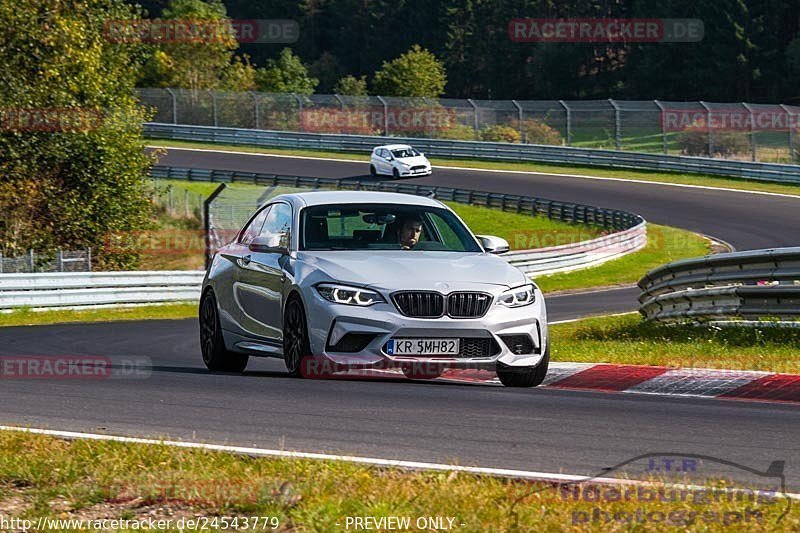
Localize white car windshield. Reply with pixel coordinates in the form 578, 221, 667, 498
391, 148, 420, 158
301, 204, 481, 252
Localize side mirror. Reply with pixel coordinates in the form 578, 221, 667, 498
249, 234, 289, 255
476, 235, 509, 254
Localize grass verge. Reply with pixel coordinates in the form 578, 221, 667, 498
1, 430, 795, 530
148, 138, 800, 197
551, 313, 800, 373
0, 304, 197, 328
535, 224, 711, 293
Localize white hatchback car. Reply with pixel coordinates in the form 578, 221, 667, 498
370, 144, 432, 178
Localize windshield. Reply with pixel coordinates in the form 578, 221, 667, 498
391, 147, 420, 158
301, 203, 481, 252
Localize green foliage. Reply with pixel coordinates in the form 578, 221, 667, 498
255, 48, 318, 95
677, 129, 751, 157
137, 0, 257, 91
0, 0, 154, 269
333, 75, 368, 96
479, 125, 520, 143
372, 45, 447, 97
521, 119, 563, 145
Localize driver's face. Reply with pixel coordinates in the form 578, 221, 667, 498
399, 221, 422, 248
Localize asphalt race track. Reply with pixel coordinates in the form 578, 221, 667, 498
2, 146, 799, 488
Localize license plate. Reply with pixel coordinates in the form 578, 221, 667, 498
386, 338, 460, 356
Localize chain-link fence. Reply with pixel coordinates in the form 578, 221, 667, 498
138, 89, 800, 164
0, 249, 91, 273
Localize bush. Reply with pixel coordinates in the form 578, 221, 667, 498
479, 125, 521, 143
433, 123, 478, 141
678, 129, 750, 157
521, 119, 563, 145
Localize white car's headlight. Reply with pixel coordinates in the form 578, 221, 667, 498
496, 284, 536, 308
316, 283, 385, 306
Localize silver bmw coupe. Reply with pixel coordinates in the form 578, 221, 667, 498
200, 190, 549, 387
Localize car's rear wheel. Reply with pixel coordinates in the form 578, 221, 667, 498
370, 164, 377, 177
392, 168, 400, 179
401, 364, 444, 380
200, 290, 249, 372
496, 343, 549, 387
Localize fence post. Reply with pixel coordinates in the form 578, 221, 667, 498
28, 249, 34, 272
87, 248, 91, 271
292, 93, 304, 132
249, 91, 260, 129
208, 90, 219, 128
166, 88, 177, 124
699, 101, 713, 157
168, 186, 174, 215
377, 96, 388, 136
559, 100, 572, 145
467, 98, 479, 139
204, 184, 227, 270
184, 189, 190, 217
779, 104, 795, 161
653, 100, 667, 154
57, 249, 63, 272
333, 94, 345, 134
742, 102, 756, 162
609, 99, 621, 150
511, 100, 523, 140
0, 252, 3, 273
422, 97, 433, 138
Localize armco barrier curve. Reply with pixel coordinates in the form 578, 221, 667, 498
145, 123, 800, 184
638, 247, 800, 324
0, 271, 204, 310
152, 164, 646, 277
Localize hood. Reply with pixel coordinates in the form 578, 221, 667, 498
296, 250, 527, 292
395, 155, 429, 166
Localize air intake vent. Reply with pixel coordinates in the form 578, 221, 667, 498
392, 292, 444, 318
447, 292, 493, 318
499, 334, 536, 355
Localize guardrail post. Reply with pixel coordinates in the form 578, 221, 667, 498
780, 104, 795, 161
467, 98, 479, 139
699, 101, 713, 157
376, 96, 388, 136
511, 100, 523, 140
210, 90, 218, 127
166, 88, 178, 124
742, 102, 756, 162
609, 99, 621, 150
654, 100, 668, 154
559, 100, 572, 145
249, 91, 260, 129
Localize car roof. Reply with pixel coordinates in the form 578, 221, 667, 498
271, 190, 444, 208
374, 144, 414, 151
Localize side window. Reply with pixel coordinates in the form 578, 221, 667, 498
380, 149, 389, 159
259, 203, 292, 249
429, 212, 461, 248
239, 206, 271, 245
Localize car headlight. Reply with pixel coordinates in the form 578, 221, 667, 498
316, 283, 385, 306
496, 284, 536, 308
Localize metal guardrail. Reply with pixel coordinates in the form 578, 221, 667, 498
151, 164, 646, 277
0, 271, 203, 310
145, 123, 800, 184
638, 248, 800, 324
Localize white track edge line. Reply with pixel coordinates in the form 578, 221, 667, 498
147, 145, 800, 200
3, 425, 797, 499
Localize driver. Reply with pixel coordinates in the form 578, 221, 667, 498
397, 216, 423, 249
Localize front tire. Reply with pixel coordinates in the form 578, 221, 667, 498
392, 168, 400, 179
370, 164, 377, 177
200, 290, 249, 372
283, 296, 312, 377
496, 343, 549, 388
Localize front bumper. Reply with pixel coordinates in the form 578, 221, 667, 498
303, 287, 548, 370
399, 166, 432, 176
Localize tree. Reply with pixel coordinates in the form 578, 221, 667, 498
255, 48, 318, 94
0, 0, 154, 268
372, 45, 447, 97
333, 75, 368, 96
137, 0, 257, 90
